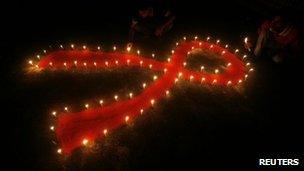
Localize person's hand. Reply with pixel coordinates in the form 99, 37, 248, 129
244, 40, 253, 52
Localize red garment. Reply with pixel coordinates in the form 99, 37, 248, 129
259, 20, 299, 46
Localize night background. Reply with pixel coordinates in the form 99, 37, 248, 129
1, 0, 304, 170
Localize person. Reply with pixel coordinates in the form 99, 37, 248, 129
245, 16, 301, 63
127, 2, 175, 48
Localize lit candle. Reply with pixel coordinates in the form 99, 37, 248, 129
125, 116, 129, 123
150, 99, 155, 106
82, 138, 89, 146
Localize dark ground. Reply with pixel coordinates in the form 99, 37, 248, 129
1, 0, 304, 170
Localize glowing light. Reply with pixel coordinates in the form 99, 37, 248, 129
221, 51, 226, 55
225, 44, 229, 48
243, 55, 247, 59
105, 61, 109, 66
210, 45, 214, 48
83, 45, 86, 50
201, 77, 206, 82
190, 75, 194, 81
71, 44, 74, 49
127, 59, 130, 65
235, 49, 239, 53
227, 63, 232, 67
207, 36, 210, 41
149, 64, 152, 69
152, 53, 155, 58
57, 148, 62, 154
175, 78, 179, 83
63, 62, 67, 67
125, 116, 129, 122
246, 62, 251, 66
227, 81, 232, 85
94, 62, 97, 66
167, 58, 171, 62
50, 126, 55, 131
153, 75, 158, 80
127, 46, 131, 52
216, 39, 220, 44
37, 55, 40, 59
115, 60, 119, 65
171, 50, 174, 54
83, 62, 87, 66
183, 36, 186, 40
74, 61, 77, 65
183, 62, 187, 66
191, 46, 194, 50
176, 42, 179, 46
150, 99, 155, 106
137, 50, 140, 55
114, 95, 118, 101
52, 111, 57, 116
97, 46, 101, 50
113, 46, 116, 51
28, 60, 33, 65
164, 68, 167, 73
82, 138, 89, 146
43, 50, 47, 53
140, 60, 143, 66
215, 69, 219, 74
140, 109, 144, 114
166, 90, 170, 96
35, 65, 39, 68
244, 37, 248, 44
103, 129, 108, 135
60, 45, 63, 49
64, 106, 68, 111
238, 79, 243, 83
187, 51, 190, 55
178, 72, 183, 77
142, 83, 146, 88
245, 74, 248, 79
249, 68, 254, 72
199, 42, 202, 46
49, 62, 53, 66
200, 66, 205, 71
129, 93, 133, 98
85, 104, 89, 109
99, 100, 104, 105
213, 79, 217, 84
194, 36, 198, 40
